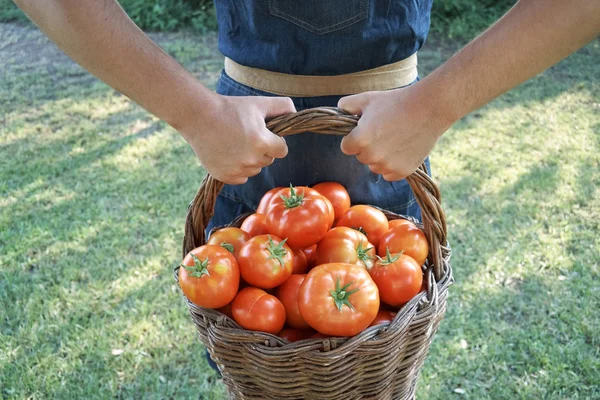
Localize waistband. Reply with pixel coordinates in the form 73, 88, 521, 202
223, 53, 418, 97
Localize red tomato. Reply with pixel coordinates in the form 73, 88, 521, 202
388, 219, 415, 230
315, 227, 376, 269
369, 250, 423, 306
207, 227, 250, 258
257, 187, 283, 214
240, 213, 269, 237
237, 234, 294, 289
218, 302, 234, 319
276, 274, 311, 329
311, 332, 330, 339
303, 245, 317, 270
298, 263, 379, 336
279, 328, 315, 342
377, 223, 429, 266
323, 196, 335, 230
266, 186, 332, 249
292, 248, 308, 274
231, 287, 286, 334
369, 310, 397, 327
179, 245, 240, 308
336, 205, 389, 247
312, 182, 351, 222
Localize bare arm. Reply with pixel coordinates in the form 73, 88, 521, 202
426, 0, 600, 123
14, 0, 210, 130
14, 0, 294, 184
339, 0, 600, 181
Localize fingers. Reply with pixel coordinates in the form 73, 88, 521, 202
368, 163, 391, 176
338, 92, 370, 116
261, 155, 275, 167
252, 97, 292, 159
260, 97, 297, 119
341, 124, 369, 156
213, 165, 262, 185
262, 129, 288, 159
382, 172, 406, 182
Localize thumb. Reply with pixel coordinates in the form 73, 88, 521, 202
338, 92, 370, 115
340, 124, 367, 156
262, 128, 288, 159
260, 96, 297, 119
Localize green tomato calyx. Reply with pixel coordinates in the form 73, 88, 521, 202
377, 247, 403, 266
330, 277, 360, 312
266, 235, 288, 268
279, 184, 304, 209
356, 241, 374, 268
220, 242, 235, 253
181, 253, 210, 278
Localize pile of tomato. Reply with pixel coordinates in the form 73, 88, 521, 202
179, 183, 429, 340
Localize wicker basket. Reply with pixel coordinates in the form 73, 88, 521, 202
175, 107, 453, 400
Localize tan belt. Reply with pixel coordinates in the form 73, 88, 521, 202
224, 53, 418, 97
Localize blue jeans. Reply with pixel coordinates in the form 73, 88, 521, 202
205, 70, 428, 234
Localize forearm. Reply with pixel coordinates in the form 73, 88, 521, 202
14, 0, 216, 134
422, 0, 600, 123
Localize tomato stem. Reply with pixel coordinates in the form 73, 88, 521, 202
279, 184, 304, 209
266, 235, 288, 268
220, 242, 235, 254
377, 247, 403, 265
352, 226, 367, 236
181, 253, 210, 278
356, 241, 374, 268
330, 277, 360, 312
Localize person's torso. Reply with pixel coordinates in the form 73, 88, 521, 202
214, 0, 433, 75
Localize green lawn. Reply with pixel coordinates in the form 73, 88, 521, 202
1, 22, 598, 400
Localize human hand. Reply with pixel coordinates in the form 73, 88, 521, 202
181, 94, 296, 184
338, 84, 455, 181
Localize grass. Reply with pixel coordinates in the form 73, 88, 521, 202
1, 22, 599, 399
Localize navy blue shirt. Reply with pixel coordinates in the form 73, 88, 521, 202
214, 0, 433, 75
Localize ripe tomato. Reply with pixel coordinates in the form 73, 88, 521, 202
179, 245, 240, 308
276, 274, 311, 329
323, 196, 335, 230
207, 227, 250, 258
240, 213, 269, 237
315, 227, 376, 269
257, 187, 283, 214
336, 205, 389, 247
292, 248, 308, 274
311, 332, 330, 339
237, 234, 293, 289
303, 245, 317, 270
369, 250, 423, 306
218, 302, 234, 319
388, 218, 415, 230
279, 328, 314, 342
377, 223, 429, 266
298, 263, 379, 336
369, 310, 397, 327
266, 186, 332, 249
231, 287, 286, 334
312, 182, 351, 222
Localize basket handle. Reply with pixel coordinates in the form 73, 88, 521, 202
182, 107, 448, 280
